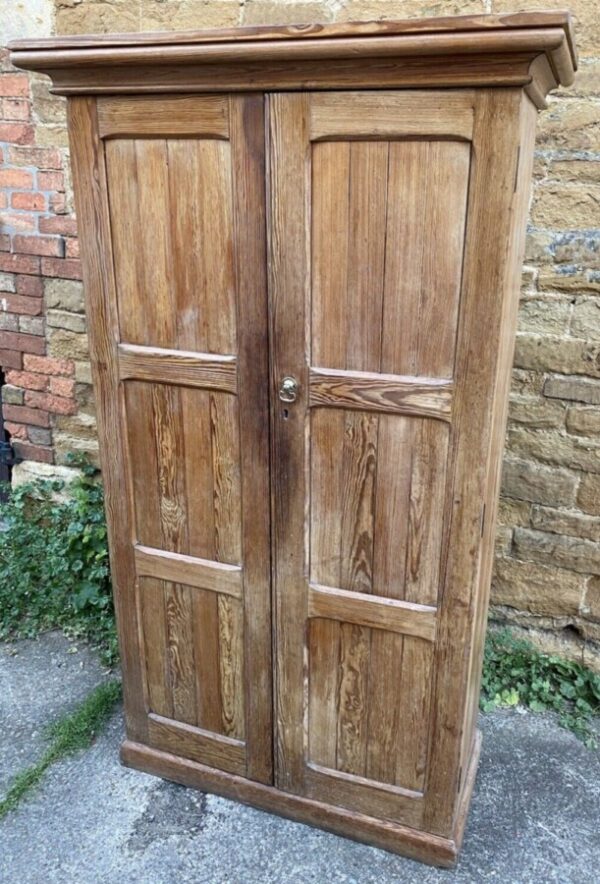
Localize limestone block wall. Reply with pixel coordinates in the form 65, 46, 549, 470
1, 0, 599, 669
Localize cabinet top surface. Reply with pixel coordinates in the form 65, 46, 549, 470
9, 10, 577, 103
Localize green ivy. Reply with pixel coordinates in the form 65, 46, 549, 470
0, 455, 118, 666
481, 629, 600, 748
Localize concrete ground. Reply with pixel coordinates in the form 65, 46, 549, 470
1, 633, 599, 884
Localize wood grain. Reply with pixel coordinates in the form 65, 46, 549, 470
310, 368, 453, 420
309, 91, 474, 141
148, 714, 246, 776
134, 546, 242, 598
118, 345, 237, 391
308, 585, 437, 642
98, 95, 229, 139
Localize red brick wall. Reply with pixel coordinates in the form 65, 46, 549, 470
0, 50, 80, 465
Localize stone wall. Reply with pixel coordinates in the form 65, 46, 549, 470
1, 0, 599, 669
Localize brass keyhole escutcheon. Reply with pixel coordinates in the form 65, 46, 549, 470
279, 376, 298, 403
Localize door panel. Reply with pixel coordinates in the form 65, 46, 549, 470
268, 90, 477, 826
98, 95, 272, 782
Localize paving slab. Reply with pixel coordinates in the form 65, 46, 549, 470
0, 631, 111, 795
1, 633, 599, 883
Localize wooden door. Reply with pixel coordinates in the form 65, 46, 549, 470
268, 89, 528, 833
69, 94, 273, 784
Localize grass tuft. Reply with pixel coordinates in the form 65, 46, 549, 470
0, 680, 121, 820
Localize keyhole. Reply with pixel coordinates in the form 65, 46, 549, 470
283, 408, 289, 420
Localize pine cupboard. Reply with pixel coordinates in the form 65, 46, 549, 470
10, 12, 577, 866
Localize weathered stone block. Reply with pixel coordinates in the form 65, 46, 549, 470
18, 315, 44, 336
537, 100, 600, 150
530, 183, 600, 230
28, 426, 52, 446
513, 527, 600, 576
56, 1, 140, 36
566, 406, 600, 437
583, 578, 600, 622
508, 425, 600, 474
508, 394, 566, 429
531, 505, 600, 542
538, 269, 600, 296
48, 328, 89, 361
497, 497, 531, 528
517, 296, 571, 336
509, 369, 545, 397
31, 79, 66, 125
46, 309, 88, 334
0, 272, 16, 293
571, 299, 600, 343
544, 374, 600, 405
492, 555, 585, 616
514, 333, 600, 377
44, 278, 85, 314
501, 457, 578, 507
545, 159, 600, 186
578, 474, 600, 516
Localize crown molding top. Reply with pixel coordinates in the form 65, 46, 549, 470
9, 11, 577, 108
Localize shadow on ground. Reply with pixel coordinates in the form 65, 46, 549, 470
1, 632, 598, 883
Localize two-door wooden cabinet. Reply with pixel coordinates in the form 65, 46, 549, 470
11, 12, 576, 866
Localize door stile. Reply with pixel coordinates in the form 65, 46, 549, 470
267, 92, 312, 793
67, 97, 148, 743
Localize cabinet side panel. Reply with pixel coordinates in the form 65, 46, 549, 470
67, 97, 147, 742
423, 89, 532, 837
458, 93, 538, 789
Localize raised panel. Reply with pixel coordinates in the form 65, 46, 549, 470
105, 136, 236, 353
124, 382, 242, 562
139, 576, 245, 741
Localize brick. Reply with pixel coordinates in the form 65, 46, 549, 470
16, 275, 43, 297
501, 457, 578, 507
25, 390, 78, 415
11, 192, 47, 211
8, 146, 62, 170
39, 216, 78, 237
578, 475, 600, 517
6, 370, 48, 392
49, 376, 75, 398
566, 406, 600, 437
3, 404, 50, 428
0, 293, 42, 316
0, 74, 29, 97
1, 384, 24, 405
531, 505, 600, 543
40, 257, 82, 280
544, 375, 600, 405
0, 271, 16, 293
0, 330, 45, 355
4, 422, 27, 440
513, 528, 600, 577
492, 556, 584, 617
65, 238, 79, 258
19, 316, 44, 336
46, 309, 87, 333
49, 193, 66, 214
3, 99, 30, 121
0, 349, 22, 370
27, 427, 52, 447
23, 354, 74, 376
0, 123, 34, 144
12, 235, 64, 258
37, 170, 64, 192
0, 313, 19, 331
12, 441, 53, 464
0, 212, 36, 232
0, 194, 6, 211
0, 233, 9, 251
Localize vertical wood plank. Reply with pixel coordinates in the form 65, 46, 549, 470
423, 89, 530, 835
124, 382, 162, 550
230, 94, 273, 783
67, 98, 147, 741
165, 583, 196, 725
268, 92, 310, 792
140, 577, 172, 719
